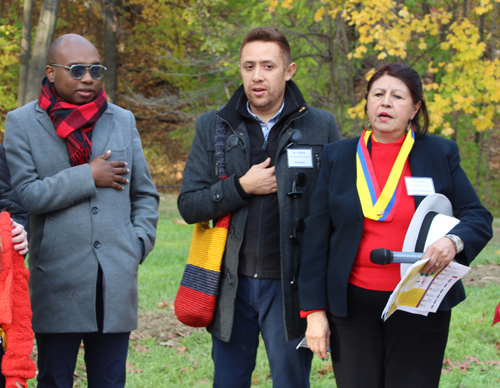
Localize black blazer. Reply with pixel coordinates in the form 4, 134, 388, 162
298, 134, 493, 317
0, 145, 29, 234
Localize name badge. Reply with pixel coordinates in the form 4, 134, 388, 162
287, 149, 313, 168
405, 177, 435, 196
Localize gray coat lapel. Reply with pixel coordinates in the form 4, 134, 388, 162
90, 109, 114, 158
36, 104, 67, 151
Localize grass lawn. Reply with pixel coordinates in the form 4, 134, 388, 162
27, 195, 500, 387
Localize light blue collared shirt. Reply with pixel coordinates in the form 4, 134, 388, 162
246, 100, 285, 141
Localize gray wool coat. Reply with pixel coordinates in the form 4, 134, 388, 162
4, 101, 159, 334
178, 96, 340, 342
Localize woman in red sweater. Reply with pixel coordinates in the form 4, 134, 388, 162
0, 144, 36, 388
298, 64, 493, 388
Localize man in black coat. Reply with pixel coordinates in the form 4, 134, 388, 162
178, 27, 340, 388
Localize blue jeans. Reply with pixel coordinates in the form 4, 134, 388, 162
212, 276, 312, 388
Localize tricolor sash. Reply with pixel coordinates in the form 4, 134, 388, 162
356, 129, 414, 221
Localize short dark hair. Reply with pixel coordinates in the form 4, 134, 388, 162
365, 63, 429, 137
240, 27, 291, 66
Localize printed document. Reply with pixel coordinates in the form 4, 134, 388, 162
382, 258, 470, 321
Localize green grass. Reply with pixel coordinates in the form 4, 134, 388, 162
26, 194, 500, 387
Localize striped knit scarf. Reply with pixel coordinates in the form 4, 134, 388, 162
38, 77, 108, 166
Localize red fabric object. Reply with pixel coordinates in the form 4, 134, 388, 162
5, 376, 27, 388
349, 136, 416, 291
300, 309, 327, 319
492, 301, 500, 326
175, 286, 217, 327
38, 77, 108, 166
0, 212, 36, 384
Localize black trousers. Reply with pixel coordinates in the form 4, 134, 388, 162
329, 284, 451, 388
0, 349, 4, 388
35, 281, 130, 388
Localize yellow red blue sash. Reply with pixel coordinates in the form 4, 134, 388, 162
356, 129, 414, 221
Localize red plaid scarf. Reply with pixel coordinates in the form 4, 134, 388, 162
38, 77, 108, 166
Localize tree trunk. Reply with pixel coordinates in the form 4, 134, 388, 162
0, 0, 5, 19
24, 0, 61, 104
65, 0, 71, 33
485, 1, 497, 206
474, 131, 483, 192
325, 12, 338, 126
17, 0, 34, 107
485, 129, 492, 206
339, 17, 359, 134
451, 110, 459, 142
103, 0, 119, 104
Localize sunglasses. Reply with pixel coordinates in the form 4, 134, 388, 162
51, 64, 107, 80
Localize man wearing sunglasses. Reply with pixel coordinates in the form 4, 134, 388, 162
3, 34, 159, 388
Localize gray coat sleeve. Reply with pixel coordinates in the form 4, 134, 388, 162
4, 110, 97, 215
177, 112, 248, 224
327, 113, 341, 143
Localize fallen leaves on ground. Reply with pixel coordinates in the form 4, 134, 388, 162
133, 343, 152, 354
126, 362, 143, 374
317, 362, 333, 377
442, 356, 500, 373
157, 299, 169, 308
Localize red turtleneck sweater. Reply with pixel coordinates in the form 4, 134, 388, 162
349, 135, 415, 291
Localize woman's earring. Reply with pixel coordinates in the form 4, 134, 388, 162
407, 121, 412, 132
364, 120, 372, 130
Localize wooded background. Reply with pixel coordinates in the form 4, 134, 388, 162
0, 0, 499, 212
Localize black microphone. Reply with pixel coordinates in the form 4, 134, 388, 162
370, 249, 424, 265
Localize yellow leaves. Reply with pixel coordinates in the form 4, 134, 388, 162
432, 95, 452, 111
439, 12, 452, 25
314, 7, 326, 21
445, 63, 455, 73
441, 127, 455, 136
377, 52, 387, 60
347, 102, 366, 119
365, 68, 376, 81
474, 0, 493, 15
428, 62, 438, 74
474, 5, 493, 14
423, 81, 439, 93
328, 8, 340, 19
398, 8, 410, 18
267, 0, 500, 137
472, 111, 494, 132
268, 0, 279, 14
353, 45, 367, 58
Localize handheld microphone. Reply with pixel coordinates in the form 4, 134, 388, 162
370, 249, 425, 265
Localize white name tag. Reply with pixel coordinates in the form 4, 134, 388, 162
287, 149, 313, 168
405, 177, 435, 196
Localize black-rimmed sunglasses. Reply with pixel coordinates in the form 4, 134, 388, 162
51, 64, 107, 80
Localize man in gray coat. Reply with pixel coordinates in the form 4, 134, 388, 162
178, 27, 340, 388
4, 34, 159, 387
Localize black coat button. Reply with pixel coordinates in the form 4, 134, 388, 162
94, 241, 101, 249
92, 207, 99, 214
